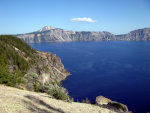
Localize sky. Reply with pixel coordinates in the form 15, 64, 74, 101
0, 0, 150, 34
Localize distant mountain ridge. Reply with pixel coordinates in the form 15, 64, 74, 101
16, 27, 150, 43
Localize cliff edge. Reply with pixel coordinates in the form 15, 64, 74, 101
16, 26, 150, 43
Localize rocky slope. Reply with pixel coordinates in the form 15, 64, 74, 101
0, 35, 70, 100
0, 85, 129, 113
27, 51, 70, 84
16, 26, 150, 43
115, 28, 150, 41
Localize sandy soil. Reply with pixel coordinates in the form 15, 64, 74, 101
0, 85, 117, 113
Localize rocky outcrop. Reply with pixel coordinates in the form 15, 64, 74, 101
108, 101, 128, 113
95, 96, 129, 113
16, 26, 150, 43
29, 51, 70, 84
23, 51, 70, 96
95, 96, 112, 105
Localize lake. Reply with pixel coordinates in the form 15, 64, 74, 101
30, 41, 150, 113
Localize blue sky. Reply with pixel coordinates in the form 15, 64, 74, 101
0, 0, 150, 34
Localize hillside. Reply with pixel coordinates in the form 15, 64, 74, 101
0, 35, 129, 113
0, 85, 119, 113
0, 35, 70, 100
16, 26, 150, 43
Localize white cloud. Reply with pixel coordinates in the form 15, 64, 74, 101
71, 17, 96, 23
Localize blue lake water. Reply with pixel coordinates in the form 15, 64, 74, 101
30, 41, 150, 113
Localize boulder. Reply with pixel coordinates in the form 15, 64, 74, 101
95, 96, 129, 112
95, 96, 112, 105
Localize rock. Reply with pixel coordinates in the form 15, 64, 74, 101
95, 96, 129, 112
108, 101, 128, 112
95, 96, 112, 105
16, 26, 150, 43
27, 51, 70, 85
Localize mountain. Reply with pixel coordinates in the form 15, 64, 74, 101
115, 28, 150, 41
38, 26, 55, 32
0, 35, 70, 100
16, 27, 150, 43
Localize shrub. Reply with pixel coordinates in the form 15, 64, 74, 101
72, 98, 74, 102
82, 99, 85, 103
48, 89, 55, 96
53, 89, 68, 100
34, 84, 41, 92
56, 81, 61, 86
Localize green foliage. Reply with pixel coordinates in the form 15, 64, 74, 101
56, 81, 61, 86
0, 35, 36, 58
27, 72, 38, 81
23, 72, 41, 91
53, 89, 68, 100
34, 84, 41, 92
81, 98, 90, 104
82, 99, 85, 103
50, 81, 61, 86
72, 98, 74, 102
0, 35, 37, 86
42, 65, 49, 71
48, 88, 55, 95
47, 87, 68, 100
23, 72, 69, 100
